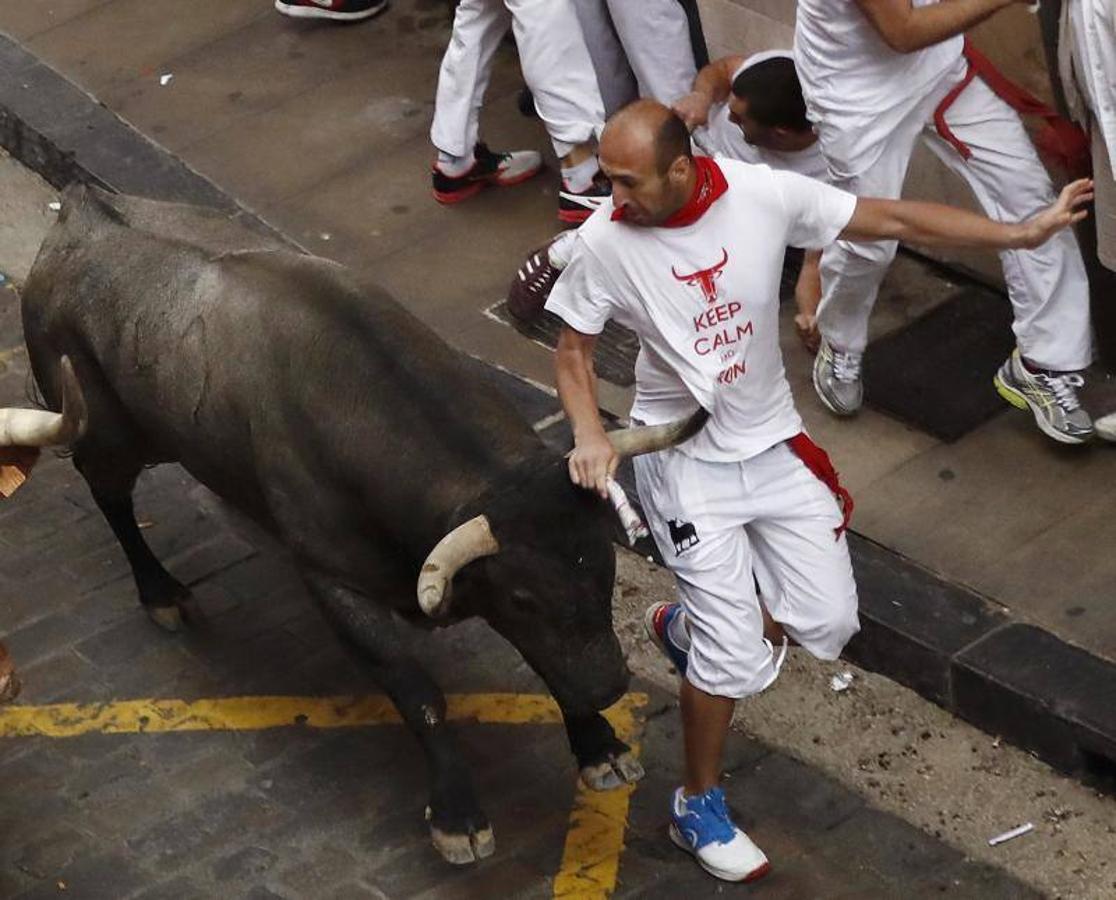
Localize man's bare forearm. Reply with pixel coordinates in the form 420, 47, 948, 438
856, 0, 1013, 53
690, 56, 741, 106
845, 197, 1023, 249
555, 332, 606, 443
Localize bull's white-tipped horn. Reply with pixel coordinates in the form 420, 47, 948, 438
606, 408, 709, 458
0, 356, 86, 447
417, 515, 500, 618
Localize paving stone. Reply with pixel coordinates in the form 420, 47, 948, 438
322, 882, 390, 900
73, 614, 178, 670
273, 845, 359, 896
13, 852, 150, 900
167, 534, 258, 587
211, 845, 278, 883
12, 649, 106, 704
130, 874, 213, 900
3, 610, 91, 668
12, 825, 93, 881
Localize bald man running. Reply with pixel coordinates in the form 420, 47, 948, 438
546, 100, 1092, 882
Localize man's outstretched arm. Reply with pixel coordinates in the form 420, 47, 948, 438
855, 0, 1026, 53
555, 326, 617, 498
840, 178, 1094, 250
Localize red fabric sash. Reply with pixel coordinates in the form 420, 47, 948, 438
611, 156, 728, 225
787, 433, 854, 539
934, 38, 1090, 176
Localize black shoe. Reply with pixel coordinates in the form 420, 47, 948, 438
432, 143, 543, 205
558, 172, 611, 224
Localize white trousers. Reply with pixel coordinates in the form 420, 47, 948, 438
634, 442, 860, 699
430, 0, 605, 159
816, 66, 1093, 371
1095, 121, 1116, 272
570, 0, 697, 115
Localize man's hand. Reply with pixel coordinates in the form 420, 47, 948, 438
1016, 178, 1094, 249
673, 91, 714, 131
568, 429, 619, 499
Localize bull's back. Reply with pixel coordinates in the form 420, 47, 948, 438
21, 186, 540, 531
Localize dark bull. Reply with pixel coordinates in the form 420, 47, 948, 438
0, 186, 707, 865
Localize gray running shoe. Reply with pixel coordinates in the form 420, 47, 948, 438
812, 338, 863, 416
993, 349, 1093, 444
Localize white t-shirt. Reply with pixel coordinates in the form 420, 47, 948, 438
794, 0, 963, 166
546, 158, 857, 462
694, 51, 829, 183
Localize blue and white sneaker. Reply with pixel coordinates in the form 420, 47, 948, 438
644, 602, 689, 674
669, 787, 771, 883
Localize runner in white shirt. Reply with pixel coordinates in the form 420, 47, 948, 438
675, 50, 829, 349
509, 51, 830, 351
796, 0, 1097, 444
548, 100, 1092, 883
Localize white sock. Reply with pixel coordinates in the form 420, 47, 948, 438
561, 154, 598, 193
437, 150, 474, 177
667, 607, 691, 651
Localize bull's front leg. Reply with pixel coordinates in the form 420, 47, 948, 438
563, 710, 645, 791
302, 571, 495, 865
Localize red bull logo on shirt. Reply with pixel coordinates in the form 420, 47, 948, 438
672, 247, 729, 305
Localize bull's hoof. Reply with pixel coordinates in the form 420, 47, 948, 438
430, 825, 496, 865
147, 604, 184, 632
0, 670, 21, 704
580, 750, 645, 791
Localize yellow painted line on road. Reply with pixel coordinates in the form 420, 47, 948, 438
0, 690, 650, 898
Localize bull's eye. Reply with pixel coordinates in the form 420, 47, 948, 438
511, 587, 535, 608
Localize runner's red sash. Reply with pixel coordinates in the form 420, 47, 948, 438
787, 433, 853, 539
933, 38, 1090, 175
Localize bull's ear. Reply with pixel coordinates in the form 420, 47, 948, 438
0, 447, 41, 498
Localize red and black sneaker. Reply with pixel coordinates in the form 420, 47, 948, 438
507, 230, 577, 322
432, 143, 543, 205
558, 171, 611, 224
275, 0, 388, 21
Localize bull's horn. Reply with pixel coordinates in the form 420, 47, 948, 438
0, 356, 86, 447
606, 408, 709, 458
417, 515, 500, 618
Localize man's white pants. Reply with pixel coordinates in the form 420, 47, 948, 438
570, 0, 697, 115
816, 64, 1092, 371
634, 442, 860, 699
430, 0, 605, 160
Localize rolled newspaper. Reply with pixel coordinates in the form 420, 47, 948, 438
606, 478, 649, 546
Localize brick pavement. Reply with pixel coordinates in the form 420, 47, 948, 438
0, 281, 1037, 896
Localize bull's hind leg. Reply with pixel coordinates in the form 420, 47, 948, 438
303, 571, 495, 865
74, 452, 195, 632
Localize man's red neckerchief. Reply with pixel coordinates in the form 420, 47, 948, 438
611, 156, 729, 226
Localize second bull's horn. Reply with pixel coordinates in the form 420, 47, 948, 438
0, 356, 86, 447
606, 408, 709, 458
417, 515, 500, 618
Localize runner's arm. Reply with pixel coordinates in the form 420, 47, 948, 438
838, 179, 1094, 250
673, 55, 747, 130
555, 326, 617, 499
854, 0, 1024, 53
